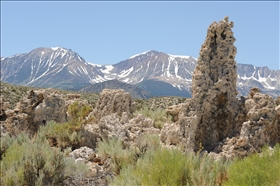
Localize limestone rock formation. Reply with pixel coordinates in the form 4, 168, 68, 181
33, 89, 67, 125
166, 104, 183, 122
178, 17, 280, 156
160, 123, 180, 146
81, 89, 160, 150
0, 89, 67, 135
98, 113, 160, 147
65, 146, 112, 186
211, 89, 279, 158
179, 17, 244, 152
91, 89, 136, 121
0, 96, 10, 136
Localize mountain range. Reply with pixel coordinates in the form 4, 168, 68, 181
1, 47, 279, 98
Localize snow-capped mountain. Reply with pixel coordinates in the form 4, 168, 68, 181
1, 47, 105, 90
101, 50, 197, 92
236, 64, 280, 97
97, 50, 280, 97
1, 47, 279, 97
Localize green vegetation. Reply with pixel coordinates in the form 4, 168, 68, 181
134, 106, 172, 129
0, 81, 38, 109
224, 144, 280, 186
39, 101, 93, 149
97, 138, 137, 175
0, 131, 88, 186
132, 147, 191, 186
134, 133, 161, 157
110, 147, 191, 186
186, 151, 229, 186
107, 134, 229, 186
2, 82, 280, 186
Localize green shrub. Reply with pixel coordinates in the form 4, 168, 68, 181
39, 120, 84, 149
0, 131, 88, 186
134, 133, 161, 158
39, 101, 93, 149
110, 147, 191, 186
1, 132, 32, 159
134, 106, 171, 129
224, 144, 280, 186
67, 101, 92, 123
109, 165, 141, 186
97, 138, 136, 175
110, 143, 229, 186
136, 147, 191, 186
185, 151, 230, 186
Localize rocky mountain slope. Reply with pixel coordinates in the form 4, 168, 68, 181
101, 50, 197, 92
236, 64, 280, 97
136, 79, 191, 97
1, 47, 105, 90
1, 47, 279, 97
102, 50, 279, 97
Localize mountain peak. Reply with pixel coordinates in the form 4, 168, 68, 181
128, 50, 152, 59
50, 46, 71, 52
168, 54, 191, 59
128, 50, 197, 61
29, 47, 70, 54
128, 50, 162, 59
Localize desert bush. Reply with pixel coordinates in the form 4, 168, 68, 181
224, 144, 280, 186
110, 139, 230, 186
0, 131, 88, 186
97, 138, 136, 175
135, 106, 171, 129
40, 101, 93, 149
67, 101, 92, 123
39, 120, 84, 149
185, 151, 230, 186
134, 133, 161, 157
136, 147, 191, 186
109, 164, 141, 186
110, 147, 191, 186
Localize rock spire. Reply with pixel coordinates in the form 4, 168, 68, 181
180, 17, 242, 152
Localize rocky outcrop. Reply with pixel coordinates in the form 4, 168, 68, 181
83, 112, 160, 148
179, 16, 244, 152
160, 123, 180, 146
212, 89, 280, 159
91, 89, 136, 121
0, 89, 67, 135
0, 96, 10, 122
178, 17, 280, 156
65, 146, 113, 186
81, 89, 160, 150
97, 113, 160, 147
166, 104, 183, 122
33, 89, 67, 126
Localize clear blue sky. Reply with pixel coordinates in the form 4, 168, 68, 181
1, 1, 279, 70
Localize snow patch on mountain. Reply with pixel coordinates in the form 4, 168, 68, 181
51, 47, 60, 50
88, 63, 102, 67
168, 54, 191, 59
100, 65, 114, 74
119, 67, 134, 78
129, 50, 151, 59
167, 57, 172, 77
89, 75, 106, 83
